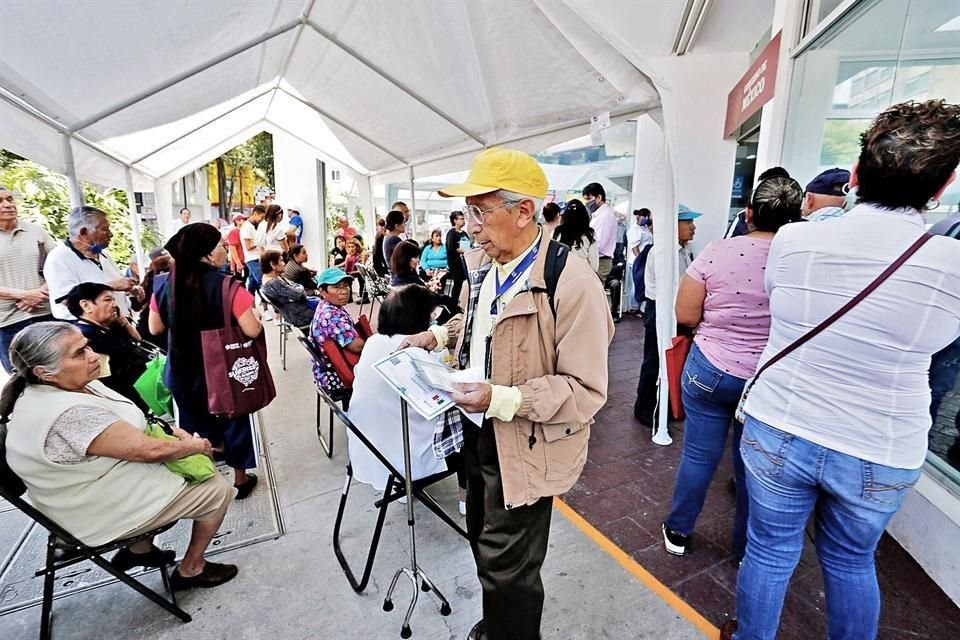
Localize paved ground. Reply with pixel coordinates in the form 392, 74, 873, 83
565, 315, 960, 639
2, 314, 703, 640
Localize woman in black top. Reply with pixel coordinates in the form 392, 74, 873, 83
328, 235, 348, 268
148, 223, 263, 499
389, 240, 424, 287
382, 209, 407, 271
66, 282, 156, 414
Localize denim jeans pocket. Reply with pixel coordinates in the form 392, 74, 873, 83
739, 419, 792, 479
861, 462, 921, 509
682, 350, 722, 400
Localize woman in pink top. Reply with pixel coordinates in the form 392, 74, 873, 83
662, 176, 803, 560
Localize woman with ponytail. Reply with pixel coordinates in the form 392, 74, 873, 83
662, 175, 804, 562
1, 321, 239, 590
148, 223, 263, 499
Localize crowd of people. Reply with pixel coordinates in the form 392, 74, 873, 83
0, 98, 958, 640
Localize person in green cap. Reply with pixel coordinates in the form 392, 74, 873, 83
308, 268, 365, 394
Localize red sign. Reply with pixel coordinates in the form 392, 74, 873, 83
724, 31, 781, 138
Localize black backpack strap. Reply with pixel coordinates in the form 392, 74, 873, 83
945, 219, 960, 240
543, 240, 569, 318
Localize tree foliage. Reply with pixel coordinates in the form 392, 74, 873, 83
0, 158, 162, 265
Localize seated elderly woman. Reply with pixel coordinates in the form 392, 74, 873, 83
260, 250, 319, 329
347, 284, 465, 513
66, 282, 157, 414
1, 321, 238, 589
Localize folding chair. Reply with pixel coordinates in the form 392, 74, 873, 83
316, 387, 466, 599
0, 425, 191, 640
298, 335, 352, 457
356, 264, 390, 318
259, 291, 293, 371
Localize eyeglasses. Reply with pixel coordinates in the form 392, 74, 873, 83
461, 199, 520, 226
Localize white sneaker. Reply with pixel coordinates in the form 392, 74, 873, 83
458, 500, 466, 516
261, 310, 275, 322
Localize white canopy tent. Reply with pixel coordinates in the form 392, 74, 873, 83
0, 0, 774, 442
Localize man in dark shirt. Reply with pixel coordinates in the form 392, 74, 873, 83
444, 210, 469, 302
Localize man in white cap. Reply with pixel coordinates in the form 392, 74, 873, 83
401, 147, 613, 640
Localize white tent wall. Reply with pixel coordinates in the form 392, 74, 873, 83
273, 131, 326, 270
628, 53, 746, 442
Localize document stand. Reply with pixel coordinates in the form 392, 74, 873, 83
382, 399, 452, 638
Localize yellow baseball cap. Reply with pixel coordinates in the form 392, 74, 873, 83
438, 147, 548, 199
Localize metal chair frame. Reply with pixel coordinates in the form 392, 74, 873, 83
356, 263, 390, 319
315, 387, 466, 637
297, 335, 351, 458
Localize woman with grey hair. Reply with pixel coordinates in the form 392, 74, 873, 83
662, 175, 803, 562
0, 321, 239, 589
726, 100, 960, 639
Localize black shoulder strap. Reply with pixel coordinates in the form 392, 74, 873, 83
543, 240, 569, 318
945, 220, 960, 240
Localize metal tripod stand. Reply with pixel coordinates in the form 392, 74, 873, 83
382, 400, 452, 637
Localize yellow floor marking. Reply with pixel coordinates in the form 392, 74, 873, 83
555, 498, 720, 639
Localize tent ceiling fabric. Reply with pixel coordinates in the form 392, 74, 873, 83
0, 0, 766, 186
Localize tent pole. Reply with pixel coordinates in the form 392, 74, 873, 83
61, 134, 83, 208
408, 167, 416, 242
124, 167, 146, 275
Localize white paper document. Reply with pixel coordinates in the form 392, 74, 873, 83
373, 350, 456, 420
374, 350, 488, 424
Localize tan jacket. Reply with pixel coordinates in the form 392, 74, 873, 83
447, 231, 615, 508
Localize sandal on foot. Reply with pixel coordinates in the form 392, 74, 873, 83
170, 561, 239, 590
113, 545, 176, 570
234, 473, 258, 500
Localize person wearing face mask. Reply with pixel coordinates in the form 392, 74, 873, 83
583, 183, 622, 320
44, 206, 141, 321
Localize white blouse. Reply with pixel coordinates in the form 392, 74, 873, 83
744, 204, 960, 469
346, 334, 448, 489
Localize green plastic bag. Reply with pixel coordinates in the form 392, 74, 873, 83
144, 423, 217, 484
134, 356, 173, 417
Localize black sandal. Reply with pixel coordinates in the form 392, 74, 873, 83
170, 561, 239, 590
234, 473, 258, 500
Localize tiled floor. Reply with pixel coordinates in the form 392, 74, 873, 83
565, 315, 960, 639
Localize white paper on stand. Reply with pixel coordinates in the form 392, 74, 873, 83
373, 350, 456, 420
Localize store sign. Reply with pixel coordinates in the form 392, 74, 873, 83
724, 31, 781, 138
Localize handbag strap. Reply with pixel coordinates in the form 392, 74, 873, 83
220, 276, 239, 329
751, 233, 933, 384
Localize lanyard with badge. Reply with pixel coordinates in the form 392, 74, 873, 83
484, 241, 541, 378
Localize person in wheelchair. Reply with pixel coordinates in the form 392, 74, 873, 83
1, 321, 239, 590
66, 282, 159, 414
347, 284, 466, 513
260, 250, 318, 330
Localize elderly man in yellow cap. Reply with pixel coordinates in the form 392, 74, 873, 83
402, 148, 613, 640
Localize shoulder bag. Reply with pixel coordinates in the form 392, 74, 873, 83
202, 278, 276, 417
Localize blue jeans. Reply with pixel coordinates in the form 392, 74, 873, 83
245, 259, 263, 295
0, 314, 54, 373
734, 417, 921, 640
929, 336, 960, 431
665, 343, 748, 558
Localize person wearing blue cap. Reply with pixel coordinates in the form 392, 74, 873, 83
307, 267, 365, 395
633, 205, 701, 427
803, 167, 851, 222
